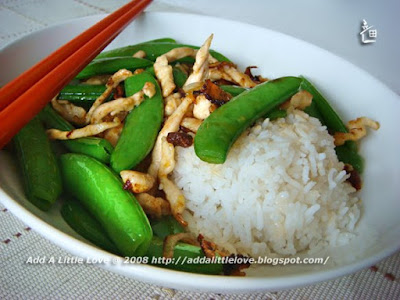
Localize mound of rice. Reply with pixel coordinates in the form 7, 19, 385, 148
172, 109, 360, 257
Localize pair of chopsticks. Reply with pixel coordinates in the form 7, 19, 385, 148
0, 0, 153, 149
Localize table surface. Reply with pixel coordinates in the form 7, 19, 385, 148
0, 0, 399, 299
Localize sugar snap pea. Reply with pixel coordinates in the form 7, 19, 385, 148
96, 42, 230, 62
110, 71, 163, 172
145, 237, 223, 275
219, 85, 248, 97
76, 57, 153, 80
59, 84, 111, 105
60, 153, 152, 257
39, 105, 113, 164
195, 77, 302, 163
300, 76, 364, 172
61, 198, 120, 254
150, 216, 185, 239
13, 116, 62, 211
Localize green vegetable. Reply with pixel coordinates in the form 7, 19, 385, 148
58, 85, 111, 106
265, 107, 287, 120
60, 153, 152, 256
195, 77, 302, 163
143, 38, 176, 43
76, 57, 153, 79
96, 42, 230, 63
300, 76, 364, 172
145, 237, 223, 275
39, 105, 114, 164
150, 216, 185, 239
219, 85, 248, 97
110, 71, 163, 172
13, 116, 62, 211
61, 198, 120, 254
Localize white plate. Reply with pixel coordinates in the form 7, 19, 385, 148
1, 12, 400, 293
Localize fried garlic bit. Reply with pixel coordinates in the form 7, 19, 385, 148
47, 118, 121, 140
281, 90, 313, 110
120, 170, 155, 193
135, 193, 171, 218
132, 50, 146, 58
183, 34, 213, 87
209, 62, 256, 88
85, 69, 133, 123
90, 82, 155, 124
148, 95, 194, 179
181, 117, 202, 133
334, 117, 380, 146
51, 97, 87, 126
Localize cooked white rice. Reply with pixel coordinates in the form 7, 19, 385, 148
172, 109, 360, 257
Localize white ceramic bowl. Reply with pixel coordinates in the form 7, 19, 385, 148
1, 12, 399, 293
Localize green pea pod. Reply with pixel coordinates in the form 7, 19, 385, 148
60, 153, 152, 257
143, 38, 176, 43
61, 198, 120, 255
195, 77, 302, 164
13, 116, 62, 211
150, 216, 185, 239
39, 105, 113, 164
265, 107, 287, 120
219, 85, 248, 97
76, 57, 153, 80
58, 84, 111, 106
96, 42, 230, 63
300, 76, 364, 173
146, 237, 223, 275
111, 71, 163, 172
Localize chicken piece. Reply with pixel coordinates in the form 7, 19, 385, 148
208, 68, 234, 83
47, 119, 120, 140
90, 82, 155, 124
85, 69, 133, 123
334, 117, 380, 146
148, 95, 194, 179
132, 50, 146, 58
120, 170, 155, 193
164, 93, 183, 117
103, 123, 123, 147
281, 90, 313, 110
159, 175, 187, 226
193, 94, 213, 120
154, 55, 175, 97
51, 98, 87, 126
183, 34, 213, 87
135, 193, 171, 218
158, 137, 175, 177
181, 117, 202, 133
222, 64, 256, 88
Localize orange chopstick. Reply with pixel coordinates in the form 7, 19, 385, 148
0, 0, 152, 149
0, 0, 151, 112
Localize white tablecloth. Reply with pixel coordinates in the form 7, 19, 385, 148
1, 0, 399, 299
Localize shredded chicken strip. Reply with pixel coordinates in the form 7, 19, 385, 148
158, 137, 176, 177
164, 93, 183, 117
159, 176, 187, 226
85, 69, 133, 123
222, 65, 256, 88
148, 95, 194, 179
135, 193, 171, 218
47, 119, 120, 140
183, 34, 213, 87
82, 75, 110, 85
120, 170, 155, 193
193, 94, 213, 120
208, 68, 234, 83
51, 98, 86, 126
334, 117, 380, 146
90, 82, 155, 124
181, 117, 202, 133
